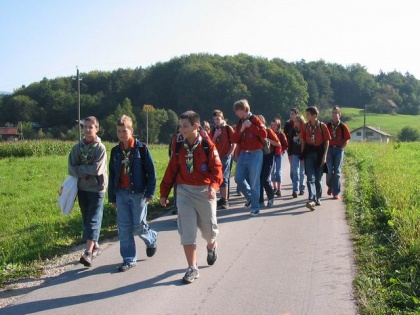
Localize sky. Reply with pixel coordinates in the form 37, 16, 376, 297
1, 0, 419, 92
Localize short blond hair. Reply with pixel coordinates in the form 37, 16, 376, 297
233, 99, 250, 112
117, 115, 133, 129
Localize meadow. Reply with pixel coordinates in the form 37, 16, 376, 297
0, 141, 171, 286
334, 107, 420, 138
344, 142, 420, 314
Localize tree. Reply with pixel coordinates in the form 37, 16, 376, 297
398, 126, 419, 142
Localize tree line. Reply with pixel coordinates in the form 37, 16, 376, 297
0, 53, 419, 142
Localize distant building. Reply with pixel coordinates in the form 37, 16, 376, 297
0, 127, 19, 141
350, 126, 391, 143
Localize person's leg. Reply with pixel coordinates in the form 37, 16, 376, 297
234, 152, 251, 202
219, 156, 231, 207
130, 193, 157, 257
177, 185, 201, 283
315, 163, 324, 202
248, 150, 263, 213
326, 149, 333, 193
116, 190, 136, 265
85, 190, 104, 244
278, 153, 283, 192
291, 155, 299, 194
333, 147, 345, 196
299, 159, 306, 193
305, 151, 317, 201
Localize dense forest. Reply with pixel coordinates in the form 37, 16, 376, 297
1, 53, 419, 142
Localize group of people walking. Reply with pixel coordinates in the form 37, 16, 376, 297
67, 98, 350, 284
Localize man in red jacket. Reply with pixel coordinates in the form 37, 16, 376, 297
160, 111, 223, 284
231, 99, 267, 216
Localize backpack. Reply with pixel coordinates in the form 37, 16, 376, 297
211, 125, 232, 143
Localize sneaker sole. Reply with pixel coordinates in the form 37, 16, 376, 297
79, 257, 92, 267
249, 211, 260, 217
306, 203, 316, 211
182, 274, 199, 284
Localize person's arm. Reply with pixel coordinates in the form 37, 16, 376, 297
143, 146, 157, 201
108, 147, 116, 205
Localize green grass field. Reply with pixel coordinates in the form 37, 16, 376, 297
344, 142, 420, 314
331, 107, 420, 138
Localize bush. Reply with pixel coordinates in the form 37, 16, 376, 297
398, 126, 420, 142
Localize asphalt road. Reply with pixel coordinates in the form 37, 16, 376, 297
2, 161, 358, 315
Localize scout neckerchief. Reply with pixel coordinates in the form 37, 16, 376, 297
330, 121, 341, 139
183, 135, 202, 173
309, 121, 320, 144
120, 138, 135, 174
80, 138, 98, 165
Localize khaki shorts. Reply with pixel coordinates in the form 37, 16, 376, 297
176, 184, 218, 245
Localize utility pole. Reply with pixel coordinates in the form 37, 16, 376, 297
363, 103, 366, 141
76, 67, 82, 140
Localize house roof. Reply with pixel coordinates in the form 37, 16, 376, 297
0, 127, 19, 135
350, 125, 391, 137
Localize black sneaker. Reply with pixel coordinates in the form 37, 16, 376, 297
315, 200, 321, 206
292, 192, 298, 198
216, 199, 223, 208
118, 262, 135, 272
146, 244, 157, 257
299, 191, 305, 196
207, 247, 217, 265
79, 251, 92, 267
275, 190, 281, 197
171, 207, 178, 215
244, 200, 252, 208
220, 199, 229, 209
182, 266, 199, 284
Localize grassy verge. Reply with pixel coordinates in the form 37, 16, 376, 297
344, 142, 420, 314
0, 143, 172, 286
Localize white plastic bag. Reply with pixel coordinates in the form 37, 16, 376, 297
58, 176, 78, 215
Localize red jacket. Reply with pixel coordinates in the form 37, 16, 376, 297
232, 114, 267, 151
160, 137, 223, 198
274, 131, 288, 156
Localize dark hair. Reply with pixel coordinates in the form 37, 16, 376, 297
179, 110, 200, 126
305, 106, 319, 116
212, 109, 224, 118
290, 108, 299, 114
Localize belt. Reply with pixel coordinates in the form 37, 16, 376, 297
243, 149, 262, 153
331, 145, 342, 148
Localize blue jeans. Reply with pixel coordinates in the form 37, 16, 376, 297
271, 154, 283, 183
304, 150, 324, 202
220, 155, 232, 188
235, 150, 263, 211
78, 190, 104, 241
290, 155, 305, 193
326, 146, 344, 195
116, 190, 157, 264
260, 153, 275, 203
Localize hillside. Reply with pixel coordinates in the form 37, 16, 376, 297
333, 108, 420, 138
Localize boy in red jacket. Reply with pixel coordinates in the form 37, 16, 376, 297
160, 111, 223, 284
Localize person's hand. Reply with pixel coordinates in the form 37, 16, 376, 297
321, 156, 327, 166
160, 198, 169, 207
214, 128, 222, 138
207, 186, 216, 200
145, 197, 153, 203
